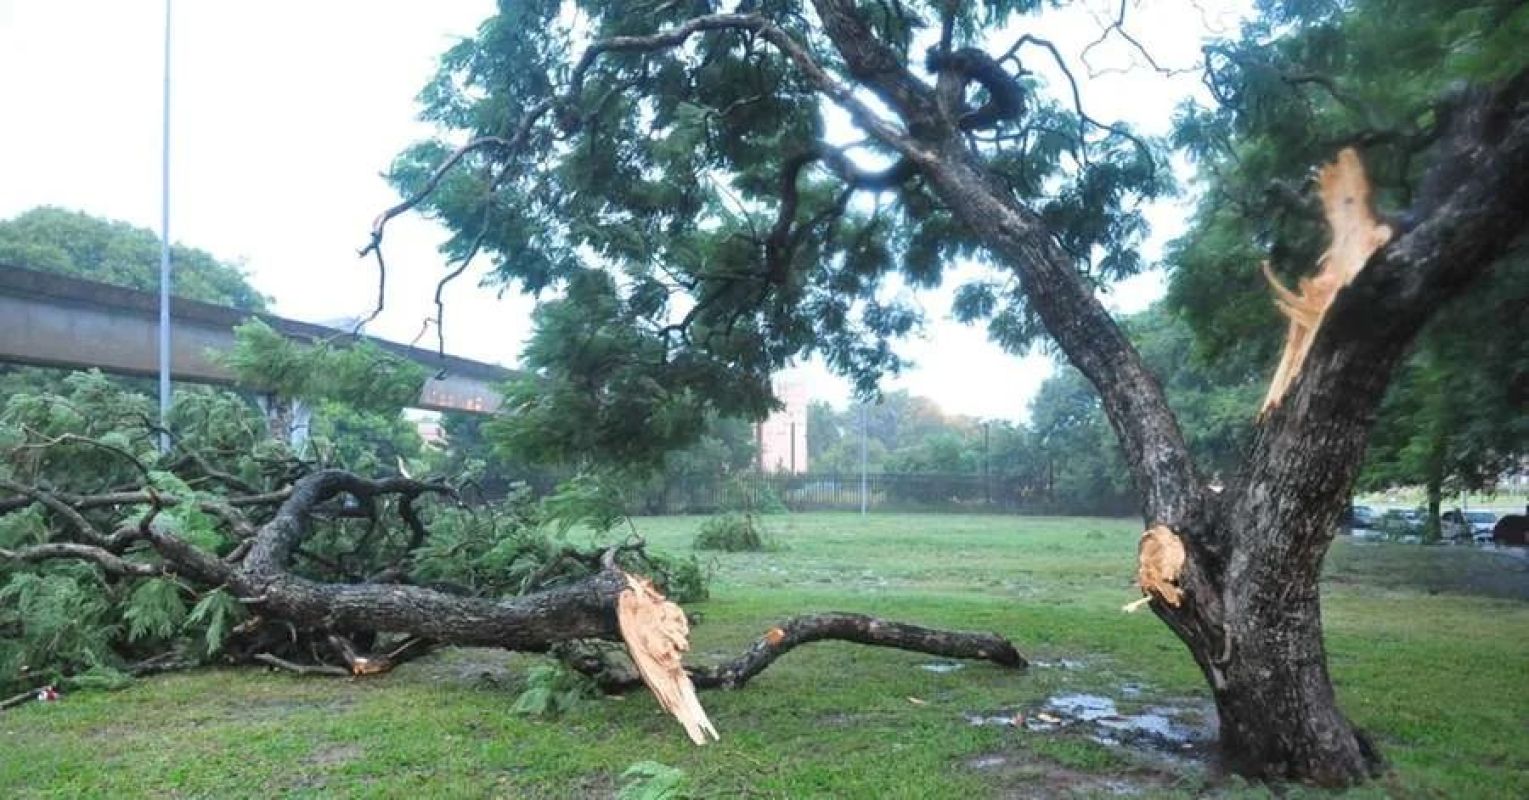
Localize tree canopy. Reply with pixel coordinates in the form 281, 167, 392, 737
1167, 0, 1529, 520
0, 207, 268, 310
382, 0, 1169, 470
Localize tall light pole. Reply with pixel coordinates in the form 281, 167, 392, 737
859, 403, 868, 515
157, 0, 173, 452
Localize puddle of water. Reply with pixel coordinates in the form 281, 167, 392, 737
1031, 658, 1088, 670
964, 712, 1024, 727
961, 692, 1214, 765
919, 662, 965, 674
1047, 693, 1118, 721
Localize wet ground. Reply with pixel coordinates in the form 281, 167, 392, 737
964, 691, 1213, 758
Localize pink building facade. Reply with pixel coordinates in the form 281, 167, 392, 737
756, 378, 809, 474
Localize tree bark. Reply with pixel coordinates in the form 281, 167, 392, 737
1209, 592, 1382, 784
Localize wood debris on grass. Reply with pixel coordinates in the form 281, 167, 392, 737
616, 572, 720, 745
1260, 147, 1393, 415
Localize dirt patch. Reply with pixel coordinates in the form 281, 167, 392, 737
395, 646, 517, 688
305, 742, 363, 766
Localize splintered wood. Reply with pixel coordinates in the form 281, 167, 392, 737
1123, 525, 1186, 613
616, 572, 720, 745
1260, 148, 1393, 415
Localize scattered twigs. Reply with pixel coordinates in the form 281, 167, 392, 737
254, 653, 349, 677
1079, 0, 1199, 79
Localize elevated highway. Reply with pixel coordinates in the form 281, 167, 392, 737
0, 265, 514, 414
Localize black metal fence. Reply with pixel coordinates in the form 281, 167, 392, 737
628, 471, 1054, 515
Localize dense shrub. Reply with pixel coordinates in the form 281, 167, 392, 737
693, 513, 767, 552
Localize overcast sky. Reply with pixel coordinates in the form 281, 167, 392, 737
0, 0, 1245, 422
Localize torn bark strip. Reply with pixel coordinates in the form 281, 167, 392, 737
1260, 148, 1393, 415
1124, 525, 1186, 612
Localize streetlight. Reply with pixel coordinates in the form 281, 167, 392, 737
859, 402, 868, 515
157, 0, 174, 452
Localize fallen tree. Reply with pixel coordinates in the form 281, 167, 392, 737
0, 402, 1024, 739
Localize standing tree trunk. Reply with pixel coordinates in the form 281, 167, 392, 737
806, 6, 1529, 782
1424, 445, 1445, 542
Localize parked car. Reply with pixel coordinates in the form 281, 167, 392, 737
1465, 510, 1499, 543
1441, 509, 1469, 540
1343, 504, 1379, 530
1375, 508, 1424, 538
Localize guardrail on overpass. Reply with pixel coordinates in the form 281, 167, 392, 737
0, 265, 515, 414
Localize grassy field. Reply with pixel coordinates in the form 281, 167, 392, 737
3, 514, 1526, 798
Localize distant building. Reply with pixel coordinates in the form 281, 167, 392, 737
756, 379, 809, 473
416, 419, 446, 447
404, 409, 446, 447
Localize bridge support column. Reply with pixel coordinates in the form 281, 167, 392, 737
256, 394, 312, 452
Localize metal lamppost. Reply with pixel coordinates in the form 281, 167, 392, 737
156, 0, 174, 452
859, 403, 868, 515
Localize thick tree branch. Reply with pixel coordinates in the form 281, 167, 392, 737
1233, 73, 1529, 576
0, 542, 160, 577
566, 612, 1025, 692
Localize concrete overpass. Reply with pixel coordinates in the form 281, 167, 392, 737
0, 265, 514, 414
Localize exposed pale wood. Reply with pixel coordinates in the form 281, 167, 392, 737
616, 572, 719, 745
1260, 148, 1393, 414
1126, 525, 1186, 611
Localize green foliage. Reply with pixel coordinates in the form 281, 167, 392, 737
62, 664, 133, 692
693, 513, 767, 553
0, 206, 268, 310
641, 552, 711, 605
540, 474, 632, 537
186, 589, 244, 658
510, 662, 596, 719
0, 375, 710, 694
617, 761, 688, 800
123, 579, 188, 643
222, 320, 427, 414
0, 570, 120, 688
395, 0, 1169, 469
1169, 0, 1529, 508
1024, 302, 1264, 513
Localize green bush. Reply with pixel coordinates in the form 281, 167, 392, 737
510, 662, 596, 718
645, 552, 711, 603
693, 513, 768, 552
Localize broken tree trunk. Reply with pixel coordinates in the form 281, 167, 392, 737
616, 572, 718, 744
2, 468, 1027, 744
1260, 148, 1393, 415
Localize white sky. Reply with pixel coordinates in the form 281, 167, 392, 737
0, 0, 1245, 423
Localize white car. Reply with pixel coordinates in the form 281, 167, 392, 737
1444, 510, 1501, 543
1466, 510, 1499, 543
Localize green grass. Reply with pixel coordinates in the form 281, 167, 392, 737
3, 514, 1526, 798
